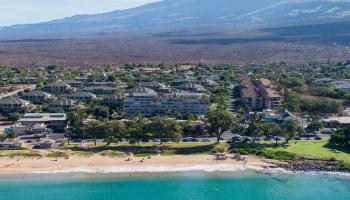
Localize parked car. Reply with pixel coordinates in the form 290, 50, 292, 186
152, 138, 161, 143
183, 137, 199, 142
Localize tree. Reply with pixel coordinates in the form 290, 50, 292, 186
0, 130, 17, 142
283, 120, 303, 143
67, 110, 87, 140
8, 112, 22, 122
85, 121, 111, 146
106, 120, 126, 145
283, 91, 301, 112
259, 122, 282, 144
245, 113, 262, 143
87, 104, 110, 120
208, 108, 235, 143
126, 117, 149, 146
148, 116, 183, 144
329, 127, 350, 147
307, 118, 324, 132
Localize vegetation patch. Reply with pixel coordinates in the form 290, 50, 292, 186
0, 151, 43, 158
69, 151, 95, 157
47, 151, 69, 158
99, 150, 127, 158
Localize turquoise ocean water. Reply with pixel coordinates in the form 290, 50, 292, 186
0, 172, 349, 200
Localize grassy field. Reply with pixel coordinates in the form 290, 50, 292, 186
269, 140, 350, 164
66, 141, 218, 156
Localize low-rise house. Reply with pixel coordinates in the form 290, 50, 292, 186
90, 82, 117, 87
11, 123, 52, 135
332, 81, 350, 90
42, 82, 75, 94
67, 91, 96, 103
74, 76, 89, 82
176, 83, 206, 92
0, 141, 22, 149
138, 81, 170, 93
0, 97, 30, 113
18, 113, 67, 133
263, 110, 296, 124
21, 90, 53, 104
48, 98, 77, 112
82, 86, 115, 94
323, 116, 350, 126
64, 80, 84, 88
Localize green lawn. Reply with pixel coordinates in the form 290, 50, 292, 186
269, 140, 350, 164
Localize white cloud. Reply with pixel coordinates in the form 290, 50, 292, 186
0, 0, 160, 26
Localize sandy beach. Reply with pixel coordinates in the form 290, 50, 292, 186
0, 154, 270, 174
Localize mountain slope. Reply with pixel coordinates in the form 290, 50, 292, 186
1, 0, 350, 38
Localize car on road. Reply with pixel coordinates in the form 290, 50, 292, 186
232, 134, 242, 142
201, 138, 212, 142
183, 137, 199, 142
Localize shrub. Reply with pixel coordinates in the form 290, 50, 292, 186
211, 143, 229, 153
99, 150, 127, 158
263, 150, 296, 161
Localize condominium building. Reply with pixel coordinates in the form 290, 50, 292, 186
241, 78, 282, 110
124, 87, 210, 117
163, 90, 210, 116
124, 87, 159, 116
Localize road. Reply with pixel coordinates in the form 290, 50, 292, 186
0, 84, 36, 99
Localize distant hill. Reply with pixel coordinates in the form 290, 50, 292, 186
0, 0, 349, 65
1, 0, 350, 38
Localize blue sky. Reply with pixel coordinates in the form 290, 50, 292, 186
0, 0, 160, 27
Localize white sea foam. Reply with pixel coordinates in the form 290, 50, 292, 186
29, 164, 350, 178
31, 164, 249, 174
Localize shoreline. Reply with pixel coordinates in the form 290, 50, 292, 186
0, 154, 349, 177
0, 154, 272, 175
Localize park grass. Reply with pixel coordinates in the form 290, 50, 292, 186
46, 151, 69, 158
268, 140, 350, 164
0, 150, 43, 158
66, 141, 217, 156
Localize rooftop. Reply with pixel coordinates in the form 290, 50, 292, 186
68, 91, 96, 98
22, 90, 52, 97
0, 97, 29, 105
19, 113, 66, 122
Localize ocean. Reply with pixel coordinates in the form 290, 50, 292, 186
0, 172, 349, 200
